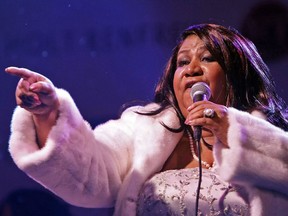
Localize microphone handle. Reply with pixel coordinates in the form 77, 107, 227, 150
192, 93, 206, 141
193, 126, 202, 142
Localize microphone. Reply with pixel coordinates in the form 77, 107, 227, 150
190, 82, 211, 141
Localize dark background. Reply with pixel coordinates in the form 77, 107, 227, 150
0, 0, 287, 215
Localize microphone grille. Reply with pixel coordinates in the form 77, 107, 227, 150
190, 82, 211, 100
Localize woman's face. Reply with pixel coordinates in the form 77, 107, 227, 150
173, 35, 227, 118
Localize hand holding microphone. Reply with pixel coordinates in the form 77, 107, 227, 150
187, 82, 229, 146
190, 82, 212, 141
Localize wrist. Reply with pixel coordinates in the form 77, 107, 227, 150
32, 108, 59, 149
33, 108, 59, 126
33, 99, 60, 123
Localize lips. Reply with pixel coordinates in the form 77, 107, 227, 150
185, 80, 197, 90
185, 80, 210, 90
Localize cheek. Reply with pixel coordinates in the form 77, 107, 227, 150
173, 68, 181, 86
209, 71, 227, 104
173, 70, 181, 98
173, 71, 189, 116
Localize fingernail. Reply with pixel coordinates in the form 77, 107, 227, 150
34, 101, 41, 106
30, 85, 37, 91
5, 66, 14, 70
187, 105, 193, 111
185, 120, 192, 125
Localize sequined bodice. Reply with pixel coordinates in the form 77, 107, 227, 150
137, 168, 249, 216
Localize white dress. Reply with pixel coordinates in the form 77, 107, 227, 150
137, 168, 249, 216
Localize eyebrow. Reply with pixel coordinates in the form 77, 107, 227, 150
178, 45, 207, 55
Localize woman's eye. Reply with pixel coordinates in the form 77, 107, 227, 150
201, 56, 215, 62
177, 60, 190, 67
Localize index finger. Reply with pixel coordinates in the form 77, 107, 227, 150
187, 100, 209, 111
5, 66, 36, 80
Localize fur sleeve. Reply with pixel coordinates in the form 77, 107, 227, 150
214, 107, 288, 195
9, 88, 137, 208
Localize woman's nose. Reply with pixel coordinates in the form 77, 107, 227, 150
184, 61, 203, 77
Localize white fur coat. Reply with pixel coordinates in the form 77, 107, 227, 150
9, 88, 288, 215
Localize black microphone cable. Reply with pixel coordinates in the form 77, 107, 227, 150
195, 138, 202, 216
187, 128, 202, 216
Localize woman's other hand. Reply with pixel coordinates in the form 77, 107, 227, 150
5, 66, 59, 115
5, 66, 59, 148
